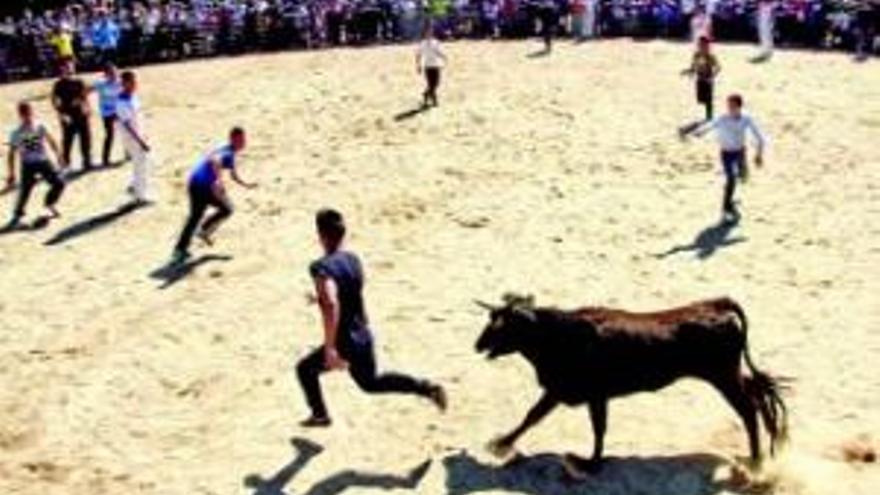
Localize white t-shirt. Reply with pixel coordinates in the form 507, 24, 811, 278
702, 113, 766, 153
116, 93, 143, 135
418, 39, 444, 69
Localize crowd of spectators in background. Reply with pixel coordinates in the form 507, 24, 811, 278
1, 0, 877, 82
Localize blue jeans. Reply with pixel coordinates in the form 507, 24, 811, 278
721, 149, 746, 214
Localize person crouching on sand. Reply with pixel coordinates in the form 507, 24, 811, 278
416, 25, 446, 108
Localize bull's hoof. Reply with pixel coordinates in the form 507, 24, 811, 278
562, 454, 604, 480
486, 436, 516, 459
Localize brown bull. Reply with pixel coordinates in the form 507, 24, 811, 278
475, 294, 789, 475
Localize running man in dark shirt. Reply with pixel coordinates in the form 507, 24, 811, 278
51, 60, 93, 170
296, 209, 447, 427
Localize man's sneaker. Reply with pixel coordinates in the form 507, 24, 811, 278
172, 249, 191, 265
4, 217, 21, 231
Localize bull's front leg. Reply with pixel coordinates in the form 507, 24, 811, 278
563, 399, 609, 478
488, 393, 558, 459
586, 399, 608, 471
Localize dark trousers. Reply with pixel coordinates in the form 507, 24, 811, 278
540, 8, 558, 50
423, 67, 441, 106
174, 183, 233, 253
61, 115, 92, 168
696, 78, 714, 121
296, 340, 432, 418
13, 160, 65, 220
102, 115, 116, 166
721, 149, 747, 214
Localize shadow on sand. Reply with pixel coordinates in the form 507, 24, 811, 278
0, 215, 53, 236
654, 218, 746, 260
44, 201, 148, 246
149, 254, 233, 289
243, 437, 431, 495
243, 439, 771, 495
527, 48, 551, 58
678, 118, 709, 138
63, 160, 128, 183
749, 53, 773, 64
443, 450, 761, 495
393, 105, 431, 122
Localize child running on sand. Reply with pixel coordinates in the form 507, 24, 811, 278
416, 25, 446, 108
688, 94, 766, 224
296, 209, 447, 427
682, 36, 721, 122
5, 102, 66, 228
172, 127, 255, 262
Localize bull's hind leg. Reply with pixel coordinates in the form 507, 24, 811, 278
713, 376, 761, 464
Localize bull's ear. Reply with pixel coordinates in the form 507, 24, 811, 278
474, 300, 496, 311
502, 292, 533, 307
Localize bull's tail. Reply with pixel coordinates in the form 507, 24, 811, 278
721, 298, 791, 456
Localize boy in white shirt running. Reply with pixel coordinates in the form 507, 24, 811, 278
690, 94, 767, 224
415, 26, 446, 108
116, 70, 153, 203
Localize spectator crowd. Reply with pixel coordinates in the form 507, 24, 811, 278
1, 0, 877, 82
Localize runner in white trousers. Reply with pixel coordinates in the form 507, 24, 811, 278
116, 70, 153, 203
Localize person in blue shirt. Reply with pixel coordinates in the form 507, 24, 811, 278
172, 128, 256, 262
296, 209, 447, 427
92, 11, 120, 65
91, 63, 121, 167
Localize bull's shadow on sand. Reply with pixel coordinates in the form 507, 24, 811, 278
655, 218, 747, 260
443, 450, 756, 495
149, 254, 233, 289
243, 437, 431, 495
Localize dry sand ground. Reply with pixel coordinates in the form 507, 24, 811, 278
0, 39, 879, 495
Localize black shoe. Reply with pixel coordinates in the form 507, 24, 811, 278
171, 249, 191, 265
4, 217, 21, 231
299, 416, 332, 428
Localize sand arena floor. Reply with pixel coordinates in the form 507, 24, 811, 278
0, 39, 878, 495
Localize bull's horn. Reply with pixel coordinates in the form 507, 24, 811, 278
474, 300, 496, 311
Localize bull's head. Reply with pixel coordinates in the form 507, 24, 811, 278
475, 293, 538, 359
